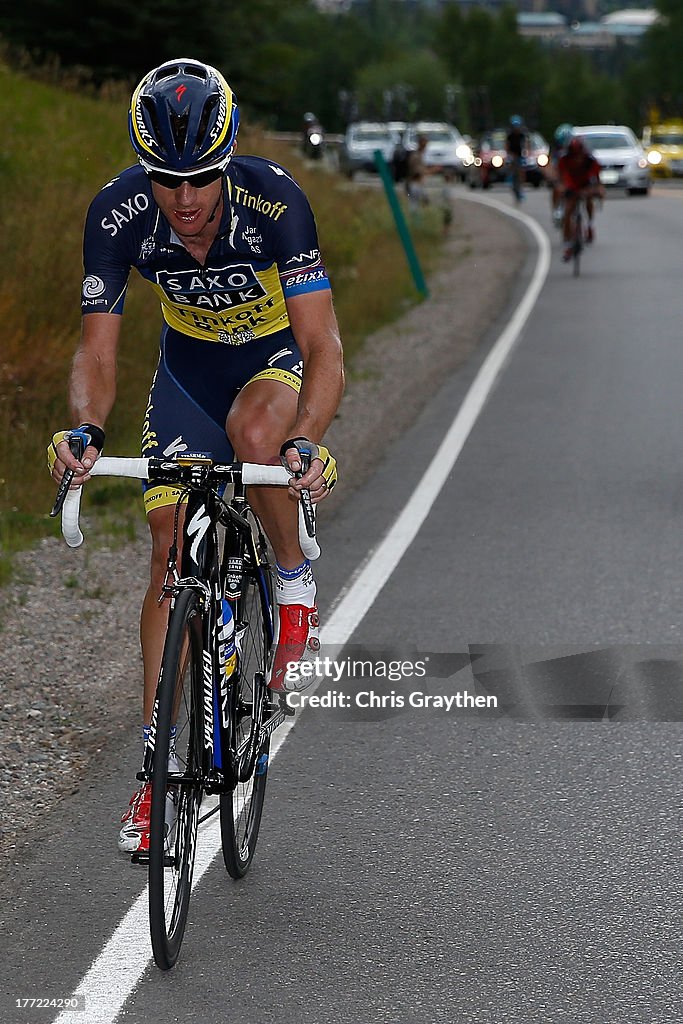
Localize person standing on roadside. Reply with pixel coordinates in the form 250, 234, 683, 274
405, 132, 451, 229
407, 133, 433, 206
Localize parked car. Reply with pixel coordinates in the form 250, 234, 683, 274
338, 122, 401, 178
402, 121, 472, 181
642, 121, 683, 177
572, 125, 651, 195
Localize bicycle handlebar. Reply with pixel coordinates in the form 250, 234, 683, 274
60, 456, 320, 560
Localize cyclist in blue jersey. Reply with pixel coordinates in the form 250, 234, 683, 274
48, 59, 344, 855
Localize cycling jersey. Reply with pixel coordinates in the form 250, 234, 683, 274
506, 130, 526, 159
557, 153, 602, 192
81, 158, 330, 343
80, 157, 331, 510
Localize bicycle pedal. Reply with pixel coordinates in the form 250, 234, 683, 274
278, 695, 296, 718
130, 852, 149, 866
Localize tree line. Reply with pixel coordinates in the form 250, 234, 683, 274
1, 0, 680, 139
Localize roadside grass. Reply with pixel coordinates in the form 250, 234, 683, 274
0, 61, 446, 582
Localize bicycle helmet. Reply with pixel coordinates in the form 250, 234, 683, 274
567, 136, 586, 155
129, 58, 239, 177
554, 122, 573, 145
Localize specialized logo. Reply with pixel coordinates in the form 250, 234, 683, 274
156, 263, 267, 310
175, 84, 187, 102
101, 193, 150, 237
163, 435, 189, 458
209, 88, 227, 146
134, 102, 156, 152
82, 275, 105, 298
202, 650, 214, 754
186, 504, 211, 564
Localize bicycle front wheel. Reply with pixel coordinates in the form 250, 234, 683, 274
149, 588, 204, 970
220, 563, 274, 878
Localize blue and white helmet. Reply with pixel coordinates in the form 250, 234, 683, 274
129, 58, 239, 176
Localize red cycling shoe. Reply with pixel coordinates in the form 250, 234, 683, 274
118, 781, 178, 855
269, 603, 321, 692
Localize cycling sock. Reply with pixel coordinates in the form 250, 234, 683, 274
141, 724, 178, 763
276, 559, 316, 606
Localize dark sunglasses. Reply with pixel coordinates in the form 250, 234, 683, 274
148, 167, 224, 189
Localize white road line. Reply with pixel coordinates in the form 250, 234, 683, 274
54, 195, 549, 1024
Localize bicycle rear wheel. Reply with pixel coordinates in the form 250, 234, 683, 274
572, 208, 583, 277
220, 561, 274, 878
149, 588, 204, 969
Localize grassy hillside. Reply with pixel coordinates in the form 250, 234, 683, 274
0, 63, 446, 580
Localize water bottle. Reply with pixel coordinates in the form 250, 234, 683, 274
218, 598, 237, 681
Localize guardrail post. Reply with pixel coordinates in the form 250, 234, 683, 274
373, 149, 429, 299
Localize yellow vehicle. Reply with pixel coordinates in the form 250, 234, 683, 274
642, 121, 683, 177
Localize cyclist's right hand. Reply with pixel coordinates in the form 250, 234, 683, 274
47, 424, 105, 486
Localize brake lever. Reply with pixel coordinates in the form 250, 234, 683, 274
295, 451, 316, 540
49, 433, 85, 518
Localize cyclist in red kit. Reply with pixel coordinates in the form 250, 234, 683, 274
557, 137, 605, 261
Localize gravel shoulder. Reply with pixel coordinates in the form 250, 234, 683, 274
0, 194, 526, 869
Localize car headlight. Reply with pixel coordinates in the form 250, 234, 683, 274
456, 144, 472, 160
637, 157, 649, 169
647, 150, 661, 165
491, 155, 504, 168
537, 153, 549, 167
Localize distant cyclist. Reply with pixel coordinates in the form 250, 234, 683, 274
505, 115, 527, 202
548, 122, 574, 225
557, 136, 605, 261
48, 58, 344, 855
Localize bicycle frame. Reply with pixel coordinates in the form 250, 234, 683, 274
143, 482, 275, 795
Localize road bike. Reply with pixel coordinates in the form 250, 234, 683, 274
53, 446, 318, 969
567, 192, 587, 277
564, 189, 601, 278
507, 155, 526, 203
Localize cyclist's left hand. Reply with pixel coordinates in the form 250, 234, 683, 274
280, 437, 337, 503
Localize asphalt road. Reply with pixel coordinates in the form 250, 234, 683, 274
4, 180, 683, 1024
